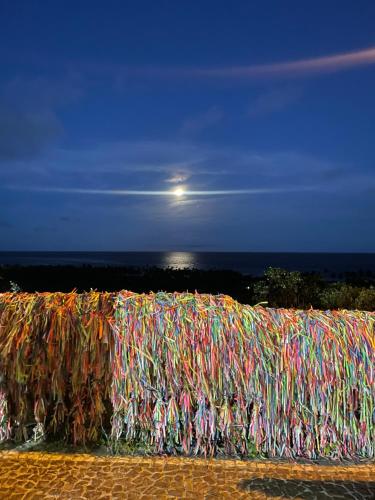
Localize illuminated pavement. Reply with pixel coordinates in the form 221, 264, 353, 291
0, 452, 374, 499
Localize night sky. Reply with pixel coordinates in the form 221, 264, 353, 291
1, 1, 375, 252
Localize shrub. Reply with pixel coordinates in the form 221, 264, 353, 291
319, 284, 361, 310
355, 287, 375, 311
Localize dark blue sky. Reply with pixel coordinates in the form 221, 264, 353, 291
1, 1, 375, 251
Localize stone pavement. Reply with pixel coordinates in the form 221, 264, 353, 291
0, 451, 374, 499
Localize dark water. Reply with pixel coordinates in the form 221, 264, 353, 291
1, 251, 375, 277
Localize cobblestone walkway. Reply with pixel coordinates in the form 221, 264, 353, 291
0, 452, 374, 499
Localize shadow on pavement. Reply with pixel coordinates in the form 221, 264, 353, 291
238, 477, 375, 499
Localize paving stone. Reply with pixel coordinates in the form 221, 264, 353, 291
0, 451, 374, 499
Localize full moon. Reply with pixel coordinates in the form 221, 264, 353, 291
173, 187, 185, 197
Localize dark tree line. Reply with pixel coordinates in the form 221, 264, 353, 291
1, 265, 374, 310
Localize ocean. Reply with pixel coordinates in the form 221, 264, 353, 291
0, 251, 375, 278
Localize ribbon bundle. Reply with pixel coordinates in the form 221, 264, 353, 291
0, 290, 374, 458
0, 291, 115, 444
111, 292, 374, 458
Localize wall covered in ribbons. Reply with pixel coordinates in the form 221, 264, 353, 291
0, 291, 374, 458
0, 291, 115, 444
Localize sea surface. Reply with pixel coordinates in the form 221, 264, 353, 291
0, 251, 375, 277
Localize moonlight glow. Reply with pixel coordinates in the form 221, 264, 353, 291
173, 187, 185, 197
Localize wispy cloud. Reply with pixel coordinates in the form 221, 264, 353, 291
6, 185, 315, 197
3, 138, 374, 252
249, 86, 303, 116
119, 46, 375, 81
2, 139, 370, 198
180, 106, 223, 135
1, 74, 83, 110
165, 173, 191, 184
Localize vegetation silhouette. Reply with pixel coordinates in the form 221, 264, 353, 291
1, 265, 374, 310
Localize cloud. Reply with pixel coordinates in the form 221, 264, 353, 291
165, 173, 190, 184
180, 106, 223, 135
0, 75, 83, 162
0, 219, 12, 228
8, 185, 315, 197
46, 141, 204, 175
1, 74, 83, 110
0, 108, 62, 161
0, 140, 229, 192
2, 139, 373, 252
249, 86, 303, 116
115, 46, 375, 82
59, 215, 81, 222
1, 138, 368, 199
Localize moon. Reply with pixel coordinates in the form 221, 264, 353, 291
173, 187, 185, 197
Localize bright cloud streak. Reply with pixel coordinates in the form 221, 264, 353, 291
128, 46, 375, 80
7, 185, 314, 196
